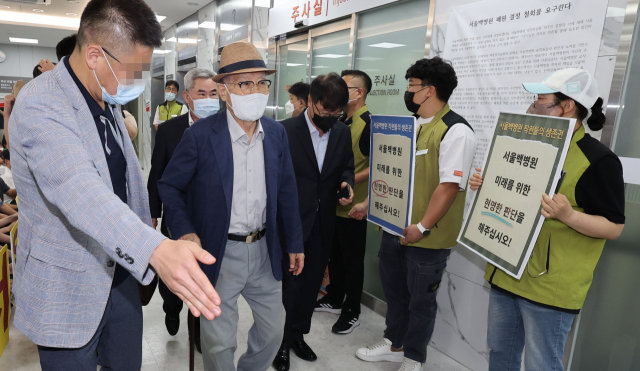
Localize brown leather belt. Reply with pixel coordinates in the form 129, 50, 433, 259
228, 228, 266, 244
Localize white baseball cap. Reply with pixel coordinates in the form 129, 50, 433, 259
523, 68, 600, 120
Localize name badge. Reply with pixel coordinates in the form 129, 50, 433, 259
416, 149, 429, 156
171, 114, 178, 117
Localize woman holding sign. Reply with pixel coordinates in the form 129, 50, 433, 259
470, 68, 625, 371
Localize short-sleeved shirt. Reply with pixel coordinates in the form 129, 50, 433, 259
0, 177, 10, 195
339, 110, 371, 157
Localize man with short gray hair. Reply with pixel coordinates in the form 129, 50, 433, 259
148, 67, 219, 351
9, 1, 221, 369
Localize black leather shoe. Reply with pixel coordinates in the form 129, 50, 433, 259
165, 315, 179, 336
292, 340, 317, 361
195, 337, 202, 354
272, 346, 290, 371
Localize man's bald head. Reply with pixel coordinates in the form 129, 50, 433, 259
77, 0, 162, 56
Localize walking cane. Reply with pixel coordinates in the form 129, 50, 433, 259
189, 314, 195, 371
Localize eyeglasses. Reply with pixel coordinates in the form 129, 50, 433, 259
406, 83, 428, 91
226, 80, 272, 94
312, 102, 341, 119
101, 47, 121, 64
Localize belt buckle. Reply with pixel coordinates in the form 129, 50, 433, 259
246, 231, 258, 244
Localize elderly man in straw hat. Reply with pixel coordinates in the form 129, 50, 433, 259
158, 41, 305, 371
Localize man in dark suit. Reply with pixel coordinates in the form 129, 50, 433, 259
272, 73, 355, 371
147, 67, 219, 351
158, 41, 305, 371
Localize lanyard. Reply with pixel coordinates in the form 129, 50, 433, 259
99, 105, 125, 156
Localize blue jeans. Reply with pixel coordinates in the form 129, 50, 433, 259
379, 232, 450, 363
487, 287, 576, 371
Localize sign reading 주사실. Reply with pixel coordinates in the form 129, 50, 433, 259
458, 112, 575, 279
367, 115, 417, 236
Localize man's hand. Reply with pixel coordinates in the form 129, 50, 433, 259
152, 218, 158, 230
38, 59, 55, 73
541, 193, 574, 222
338, 182, 354, 206
349, 200, 368, 220
289, 253, 305, 275
179, 232, 202, 247
149, 238, 221, 320
469, 167, 483, 191
2, 94, 15, 118
401, 224, 423, 244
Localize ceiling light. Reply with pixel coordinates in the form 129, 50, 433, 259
0, 11, 80, 30
255, 0, 270, 6
220, 23, 241, 31
165, 37, 177, 42
10, 37, 38, 44
178, 38, 197, 44
287, 63, 304, 66
356, 57, 383, 61
0, 5, 10, 9
65, 12, 76, 16
312, 65, 327, 68
68, 0, 80, 3
368, 42, 406, 48
187, 2, 199, 5
156, 15, 166, 22
32, 9, 44, 12
198, 21, 215, 29
314, 54, 348, 58
153, 49, 171, 54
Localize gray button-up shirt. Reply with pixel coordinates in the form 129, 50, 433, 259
227, 110, 268, 234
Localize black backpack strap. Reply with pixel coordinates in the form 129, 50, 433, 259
442, 110, 473, 139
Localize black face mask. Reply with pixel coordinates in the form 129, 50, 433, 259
404, 86, 430, 114
311, 104, 340, 133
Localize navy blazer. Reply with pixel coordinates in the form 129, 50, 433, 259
157, 109, 304, 285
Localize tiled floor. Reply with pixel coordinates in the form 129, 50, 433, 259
2, 293, 469, 371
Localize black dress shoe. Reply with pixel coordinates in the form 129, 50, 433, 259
165, 315, 179, 336
195, 337, 202, 354
272, 346, 290, 371
292, 340, 317, 361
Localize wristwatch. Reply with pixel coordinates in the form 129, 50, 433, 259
417, 222, 431, 237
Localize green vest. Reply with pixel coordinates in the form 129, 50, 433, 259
485, 127, 606, 310
337, 105, 370, 218
405, 104, 469, 250
158, 100, 184, 122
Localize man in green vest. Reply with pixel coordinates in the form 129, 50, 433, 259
314, 70, 372, 335
153, 80, 188, 130
354, 58, 476, 371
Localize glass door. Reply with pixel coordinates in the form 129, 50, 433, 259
277, 37, 309, 120
310, 29, 351, 80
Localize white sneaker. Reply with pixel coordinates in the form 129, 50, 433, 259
355, 338, 404, 363
398, 357, 422, 371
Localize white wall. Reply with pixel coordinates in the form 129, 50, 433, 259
0, 43, 57, 78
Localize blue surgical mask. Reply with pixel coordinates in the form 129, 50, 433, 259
93, 47, 145, 106
165, 92, 176, 102
189, 93, 220, 119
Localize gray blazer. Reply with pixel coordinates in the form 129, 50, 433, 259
9, 61, 166, 348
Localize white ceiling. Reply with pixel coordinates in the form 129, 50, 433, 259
0, 0, 210, 47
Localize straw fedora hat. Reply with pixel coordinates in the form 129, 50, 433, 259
214, 41, 276, 83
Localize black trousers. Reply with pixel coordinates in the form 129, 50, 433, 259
379, 232, 450, 363
38, 266, 142, 370
327, 216, 368, 314
282, 214, 331, 345
159, 271, 200, 340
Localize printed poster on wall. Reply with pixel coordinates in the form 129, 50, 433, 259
441, 0, 607, 213
458, 112, 575, 279
367, 115, 417, 236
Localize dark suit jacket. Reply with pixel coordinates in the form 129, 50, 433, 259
157, 109, 304, 285
280, 111, 355, 245
147, 113, 190, 237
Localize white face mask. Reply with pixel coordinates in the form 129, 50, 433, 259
347, 89, 359, 104
285, 99, 301, 115
225, 85, 269, 122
